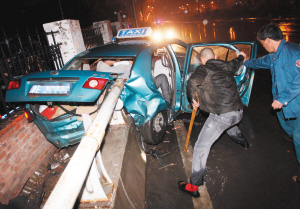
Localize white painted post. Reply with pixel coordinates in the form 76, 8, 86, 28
93, 20, 113, 44
43, 19, 86, 65
43, 79, 124, 209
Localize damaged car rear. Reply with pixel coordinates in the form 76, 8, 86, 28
5, 27, 257, 149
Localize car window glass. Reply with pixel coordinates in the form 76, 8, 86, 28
170, 44, 186, 72
188, 48, 201, 73
170, 44, 187, 54
188, 46, 239, 73
232, 44, 252, 59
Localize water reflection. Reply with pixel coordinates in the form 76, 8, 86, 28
198, 23, 202, 41
161, 17, 299, 55
163, 18, 299, 44
189, 24, 193, 42
278, 22, 299, 42
213, 28, 216, 40
229, 27, 235, 41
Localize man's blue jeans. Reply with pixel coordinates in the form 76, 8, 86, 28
190, 109, 244, 186
277, 110, 300, 164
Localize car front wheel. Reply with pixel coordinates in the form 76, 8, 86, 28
141, 110, 167, 145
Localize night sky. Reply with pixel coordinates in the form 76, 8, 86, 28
0, 0, 298, 33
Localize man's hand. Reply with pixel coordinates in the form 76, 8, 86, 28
192, 98, 199, 109
238, 51, 247, 61
272, 100, 283, 109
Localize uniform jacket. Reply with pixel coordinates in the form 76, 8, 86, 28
186, 55, 244, 114
244, 39, 300, 119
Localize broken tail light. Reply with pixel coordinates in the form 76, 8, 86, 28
7, 79, 21, 90
24, 108, 36, 123
83, 77, 108, 90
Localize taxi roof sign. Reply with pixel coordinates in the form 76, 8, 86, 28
117, 27, 152, 38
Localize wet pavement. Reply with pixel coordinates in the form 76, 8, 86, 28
145, 69, 300, 209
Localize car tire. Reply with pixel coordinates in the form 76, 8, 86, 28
138, 135, 148, 153
141, 110, 167, 145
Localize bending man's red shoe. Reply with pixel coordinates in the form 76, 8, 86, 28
178, 181, 200, 198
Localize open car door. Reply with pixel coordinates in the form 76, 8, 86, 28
181, 42, 257, 113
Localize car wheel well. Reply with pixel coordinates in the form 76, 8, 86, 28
140, 110, 167, 145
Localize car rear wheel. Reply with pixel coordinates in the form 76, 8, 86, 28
141, 110, 167, 145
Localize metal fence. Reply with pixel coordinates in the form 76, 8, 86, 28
0, 27, 64, 122
82, 27, 104, 50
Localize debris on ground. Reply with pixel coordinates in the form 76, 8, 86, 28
147, 148, 170, 167
50, 163, 60, 170
158, 163, 176, 170
7, 144, 79, 209
6, 165, 47, 209
182, 119, 202, 126
172, 126, 181, 130
41, 145, 77, 207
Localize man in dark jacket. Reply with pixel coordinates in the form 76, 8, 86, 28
178, 47, 248, 198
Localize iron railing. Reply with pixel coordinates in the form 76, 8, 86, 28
0, 27, 64, 122
82, 27, 104, 50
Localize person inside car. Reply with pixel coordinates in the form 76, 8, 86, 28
153, 58, 172, 103
97, 59, 132, 80
96, 59, 116, 71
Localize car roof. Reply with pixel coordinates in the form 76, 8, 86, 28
79, 42, 149, 58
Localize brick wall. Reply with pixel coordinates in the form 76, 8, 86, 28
0, 111, 57, 204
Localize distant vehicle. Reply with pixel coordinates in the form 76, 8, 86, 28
6, 27, 257, 149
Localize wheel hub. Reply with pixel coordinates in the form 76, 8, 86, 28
153, 112, 163, 132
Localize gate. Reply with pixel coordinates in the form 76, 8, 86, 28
0, 27, 64, 122
82, 27, 104, 50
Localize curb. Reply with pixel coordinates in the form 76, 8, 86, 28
174, 120, 213, 209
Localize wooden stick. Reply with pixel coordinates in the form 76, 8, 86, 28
184, 94, 199, 151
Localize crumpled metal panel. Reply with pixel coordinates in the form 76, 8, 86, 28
33, 114, 85, 148
121, 47, 170, 127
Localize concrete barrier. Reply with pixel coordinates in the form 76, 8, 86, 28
79, 116, 146, 208
174, 120, 213, 209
